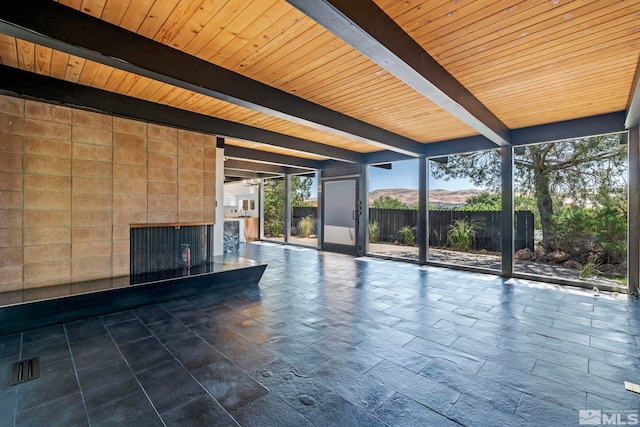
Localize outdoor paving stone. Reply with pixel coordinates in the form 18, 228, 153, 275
193, 324, 278, 372
136, 360, 208, 414
447, 393, 533, 427
100, 310, 136, 326
193, 358, 268, 411
524, 305, 593, 326
347, 307, 403, 326
356, 336, 431, 373
392, 319, 458, 346
185, 293, 227, 311
21, 325, 65, 343
118, 336, 174, 372
2, 243, 639, 426
366, 360, 461, 415
590, 335, 639, 356
588, 359, 640, 384
478, 360, 588, 411
431, 318, 502, 346
146, 316, 194, 343
241, 306, 284, 325
559, 304, 630, 323
261, 336, 328, 373
16, 357, 79, 413
170, 306, 213, 326
227, 317, 280, 345
374, 393, 463, 427
106, 319, 151, 345
310, 337, 383, 374
164, 335, 225, 371
586, 392, 632, 411
420, 358, 522, 413
450, 336, 541, 373
253, 359, 334, 414
0, 389, 17, 426
349, 318, 415, 346
161, 395, 239, 427
69, 334, 121, 371
274, 305, 327, 327
14, 391, 88, 427
160, 298, 193, 312
87, 390, 164, 427
555, 319, 637, 345
304, 394, 389, 427
64, 317, 107, 343
0, 333, 21, 359
230, 393, 315, 427
132, 304, 172, 324
404, 336, 487, 374
312, 321, 371, 345
532, 360, 640, 408
200, 305, 251, 326
76, 357, 141, 407
544, 337, 640, 371
515, 393, 580, 426
308, 359, 395, 413
267, 320, 328, 345
20, 334, 70, 366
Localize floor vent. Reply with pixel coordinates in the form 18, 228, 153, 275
10, 357, 40, 386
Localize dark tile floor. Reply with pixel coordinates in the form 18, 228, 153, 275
1, 242, 639, 426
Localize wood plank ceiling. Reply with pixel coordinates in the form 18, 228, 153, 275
0, 0, 639, 165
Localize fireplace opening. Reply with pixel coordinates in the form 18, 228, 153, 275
130, 224, 214, 276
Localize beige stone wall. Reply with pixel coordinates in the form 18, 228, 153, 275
0, 95, 216, 291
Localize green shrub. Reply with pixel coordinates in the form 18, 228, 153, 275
297, 216, 316, 238
580, 258, 599, 280
549, 204, 626, 264
399, 225, 415, 246
266, 220, 283, 238
447, 219, 476, 251
368, 221, 380, 243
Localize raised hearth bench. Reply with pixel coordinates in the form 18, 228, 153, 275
0, 256, 266, 336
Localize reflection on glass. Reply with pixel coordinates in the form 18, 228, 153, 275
428, 149, 502, 271
367, 159, 419, 260
513, 134, 628, 288
263, 177, 286, 242
290, 173, 318, 248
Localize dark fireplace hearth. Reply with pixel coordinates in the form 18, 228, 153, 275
130, 224, 214, 276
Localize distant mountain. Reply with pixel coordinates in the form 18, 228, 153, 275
305, 188, 483, 208
368, 188, 482, 208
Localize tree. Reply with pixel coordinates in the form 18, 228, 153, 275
263, 176, 313, 237
430, 134, 627, 250
460, 192, 501, 211
370, 195, 407, 209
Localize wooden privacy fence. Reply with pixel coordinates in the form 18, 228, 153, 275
293, 207, 534, 251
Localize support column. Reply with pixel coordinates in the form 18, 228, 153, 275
357, 163, 369, 257
418, 156, 428, 263
501, 146, 514, 277
284, 173, 292, 243
213, 138, 225, 256
628, 128, 639, 293
315, 170, 323, 248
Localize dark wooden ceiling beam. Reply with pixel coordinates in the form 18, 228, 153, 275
287, 0, 511, 147
224, 159, 310, 176
224, 146, 320, 170
0, 65, 350, 166
0, 0, 423, 157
